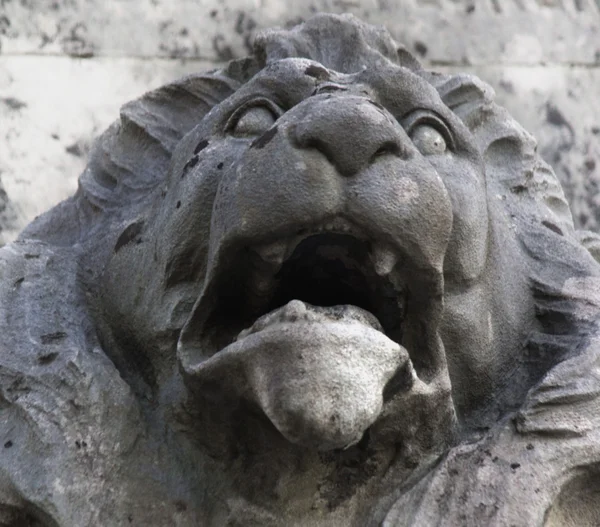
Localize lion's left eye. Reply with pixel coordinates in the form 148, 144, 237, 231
409, 124, 447, 156
231, 105, 277, 137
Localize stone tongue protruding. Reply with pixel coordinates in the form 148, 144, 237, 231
236, 299, 383, 341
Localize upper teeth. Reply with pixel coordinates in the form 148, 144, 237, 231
254, 240, 287, 267
254, 218, 359, 266
251, 219, 400, 280
371, 245, 398, 277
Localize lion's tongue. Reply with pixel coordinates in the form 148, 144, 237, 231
233, 301, 409, 451
237, 299, 383, 341
185, 299, 411, 451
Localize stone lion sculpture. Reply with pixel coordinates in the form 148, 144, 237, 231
1, 13, 600, 526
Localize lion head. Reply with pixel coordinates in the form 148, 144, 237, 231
16, 13, 600, 525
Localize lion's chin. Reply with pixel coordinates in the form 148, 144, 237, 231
182, 299, 414, 451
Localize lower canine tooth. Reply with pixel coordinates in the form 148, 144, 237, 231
254, 241, 287, 266
372, 246, 397, 276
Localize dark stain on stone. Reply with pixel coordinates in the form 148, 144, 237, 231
65, 142, 84, 157
510, 184, 527, 194
546, 103, 575, 151
251, 126, 278, 149
176, 201, 181, 209
414, 41, 428, 57
217, 162, 224, 170
305, 64, 330, 80
585, 159, 596, 171
542, 220, 563, 236
235, 12, 246, 35
210, 9, 218, 18
212, 34, 234, 62
547, 104, 570, 128
38, 351, 59, 365
4, 441, 12, 449
13, 277, 24, 287
0, 15, 11, 36
115, 221, 145, 253
62, 22, 95, 58
174, 500, 187, 512
194, 139, 209, 154
510, 462, 521, 470
234, 12, 257, 54
182, 155, 200, 177
41, 332, 67, 345
546, 103, 575, 140
1, 97, 27, 111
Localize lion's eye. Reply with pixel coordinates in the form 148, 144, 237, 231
231, 105, 277, 137
409, 124, 447, 156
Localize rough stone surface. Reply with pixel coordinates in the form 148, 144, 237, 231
0, 0, 599, 242
2, 13, 600, 526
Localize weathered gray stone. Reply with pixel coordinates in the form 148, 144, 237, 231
2, 14, 600, 525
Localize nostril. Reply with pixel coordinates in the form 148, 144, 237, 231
370, 141, 402, 163
302, 137, 336, 167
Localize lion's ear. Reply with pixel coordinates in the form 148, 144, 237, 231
84, 73, 240, 211
22, 72, 242, 246
429, 71, 574, 237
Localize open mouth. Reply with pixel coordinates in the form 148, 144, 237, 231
179, 217, 409, 361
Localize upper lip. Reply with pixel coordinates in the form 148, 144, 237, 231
178, 216, 410, 363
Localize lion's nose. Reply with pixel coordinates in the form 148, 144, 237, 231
292, 96, 408, 177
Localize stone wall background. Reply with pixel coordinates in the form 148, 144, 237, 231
1, 0, 599, 244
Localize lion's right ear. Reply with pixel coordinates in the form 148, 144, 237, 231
20, 68, 251, 247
